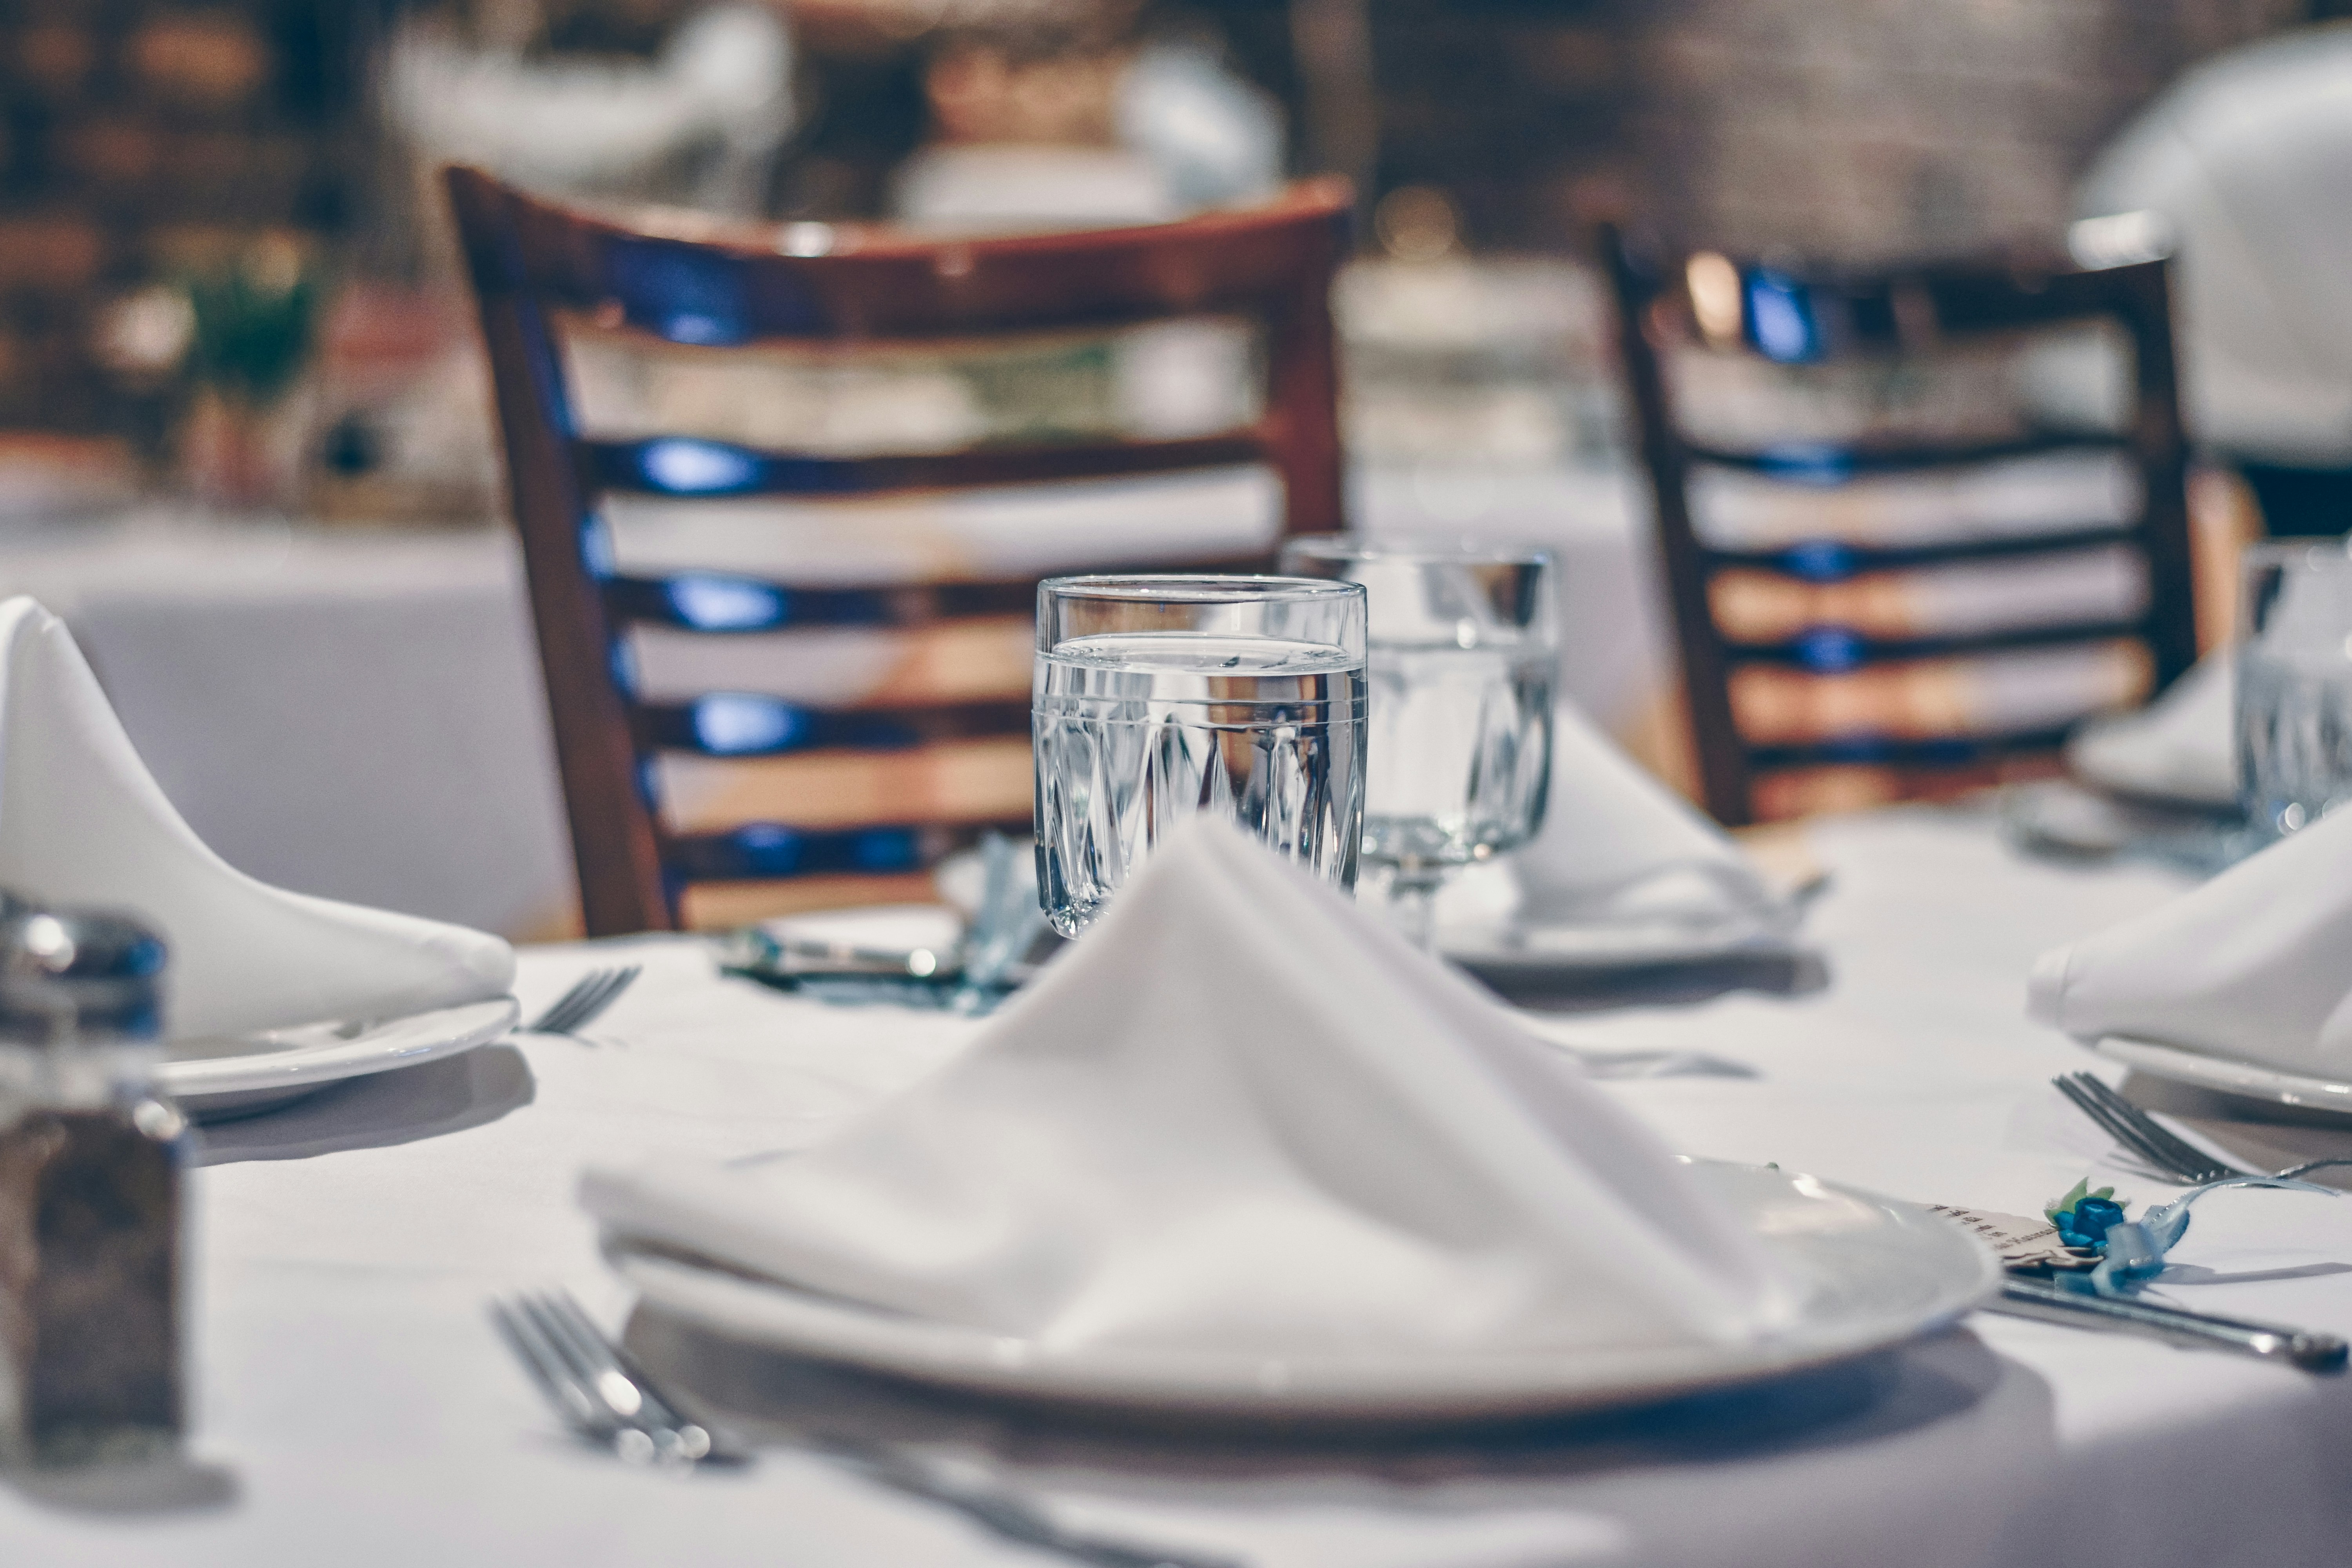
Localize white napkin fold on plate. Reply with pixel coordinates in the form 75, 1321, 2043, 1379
1496, 701, 1797, 933
2028, 801, 2352, 1073
2064, 648, 2235, 809
0, 596, 514, 1040
584, 815, 1801, 1357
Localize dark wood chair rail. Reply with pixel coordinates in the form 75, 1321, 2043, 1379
1599, 223, 2196, 825
447, 165, 1352, 934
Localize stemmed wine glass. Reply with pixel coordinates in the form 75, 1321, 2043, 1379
1278, 536, 1557, 949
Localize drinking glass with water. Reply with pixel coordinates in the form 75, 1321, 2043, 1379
1278, 537, 1557, 948
2239, 539, 2352, 839
1033, 575, 1367, 936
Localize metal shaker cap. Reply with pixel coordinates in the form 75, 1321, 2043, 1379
0, 906, 167, 1044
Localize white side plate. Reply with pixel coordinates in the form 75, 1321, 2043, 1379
2090, 1034, 2352, 1117
609, 1160, 2000, 1424
162, 996, 520, 1120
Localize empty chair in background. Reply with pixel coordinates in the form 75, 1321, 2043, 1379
1601, 226, 2197, 824
446, 167, 1350, 934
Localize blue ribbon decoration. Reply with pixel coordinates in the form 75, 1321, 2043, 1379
2049, 1175, 2343, 1298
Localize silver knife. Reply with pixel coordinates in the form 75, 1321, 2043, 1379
1987, 1277, 2348, 1372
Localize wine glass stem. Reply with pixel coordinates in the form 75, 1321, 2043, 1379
1387, 868, 1445, 953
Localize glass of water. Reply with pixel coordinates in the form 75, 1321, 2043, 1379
1033, 575, 1367, 936
2238, 539, 2352, 839
1278, 535, 1557, 949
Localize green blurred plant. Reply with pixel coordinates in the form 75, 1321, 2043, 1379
182, 239, 316, 409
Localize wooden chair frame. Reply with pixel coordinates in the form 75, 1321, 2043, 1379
446, 166, 1352, 933
1600, 226, 2197, 825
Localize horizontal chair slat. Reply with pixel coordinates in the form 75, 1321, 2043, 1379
1723, 620, 2150, 671
1701, 525, 2138, 583
636, 695, 1031, 757
582, 431, 1267, 498
666, 818, 1029, 882
1747, 724, 2079, 771
468, 178, 1352, 346
1687, 431, 2126, 479
603, 555, 1272, 633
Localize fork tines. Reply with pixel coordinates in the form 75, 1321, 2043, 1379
490, 1289, 723, 1466
2054, 1072, 2242, 1185
525, 965, 642, 1036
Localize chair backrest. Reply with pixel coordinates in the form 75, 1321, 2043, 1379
1599, 224, 2196, 825
446, 165, 1352, 934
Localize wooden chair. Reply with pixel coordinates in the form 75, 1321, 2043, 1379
446, 166, 1351, 934
1600, 225, 2197, 825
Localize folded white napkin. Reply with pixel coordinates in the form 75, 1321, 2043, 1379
2029, 801, 2352, 1073
584, 816, 1799, 1357
2064, 648, 2235, 809
0, 597, 514, 1040
1483, 701, 1797, 934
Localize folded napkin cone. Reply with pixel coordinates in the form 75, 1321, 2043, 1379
585, 817, 1801, 1357
0, 597, 514, 1039
2029, 803, 2352, 1073
1504, 701, 1797, 931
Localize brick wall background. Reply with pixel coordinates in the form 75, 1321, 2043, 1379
1611, 0, 2309, 260
0, 0, 2334, 436
0, 0, 367, 434
1210, 0, 2316, 259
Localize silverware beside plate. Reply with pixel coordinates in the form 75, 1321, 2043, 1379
1987, 1277, 2348, 1372
491, 1288, 1245, 1568
2053, 1071, 2352, 1186
521, 966, 641, 1037
716, 833, 1054, 1014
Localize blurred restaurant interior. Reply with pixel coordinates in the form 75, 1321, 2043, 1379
8, 0, 2350, 938
22, 4, 2352, 1563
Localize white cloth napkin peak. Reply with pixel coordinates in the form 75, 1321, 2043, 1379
0, 597, 514, 1039
585, 816, 1800, 1358
2028, 801, 2352, 1072
2064, 647, 2235, 809
1506, 701, 1793, 929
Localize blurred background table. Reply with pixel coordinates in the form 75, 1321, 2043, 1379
2, 460, 1660, 938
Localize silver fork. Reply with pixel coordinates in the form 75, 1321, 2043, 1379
523, 965, 642, 1036
490, 1289, 1247, 1568
2054, 1073, 2352, 1185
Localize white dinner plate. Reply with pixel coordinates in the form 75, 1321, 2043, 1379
162, 996, 520, 1120
2089, 1034, 2352, 1116
608, 1160, 2000, 1424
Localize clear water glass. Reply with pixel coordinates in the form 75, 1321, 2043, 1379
1278, 536, 1557, 948
1033, 575, 1368, 937
2239, 539, 2352, 839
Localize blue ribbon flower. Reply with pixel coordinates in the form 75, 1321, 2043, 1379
2044, 1173, 2341, 1298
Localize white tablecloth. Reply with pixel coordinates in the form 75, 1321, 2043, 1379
0, 465, 1659, 938
11, 807, 2352, 1566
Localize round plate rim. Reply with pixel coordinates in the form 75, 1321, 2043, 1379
158, 996, 520, 1096
609, 1161, 2001, 1422
2088, 1034, 2352, 1114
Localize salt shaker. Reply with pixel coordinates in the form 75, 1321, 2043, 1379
0, 903, 184, 1467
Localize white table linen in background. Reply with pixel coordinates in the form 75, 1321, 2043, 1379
12, 808, 2352, 1566
584, 820, 1796, 1357
2030, 802, 2352, 1073
0, 597, 513, 1038
0, 513, 577, 938
0, 466, 1659, 938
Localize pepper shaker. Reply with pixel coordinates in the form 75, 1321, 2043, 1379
0, 904, 185, 1468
